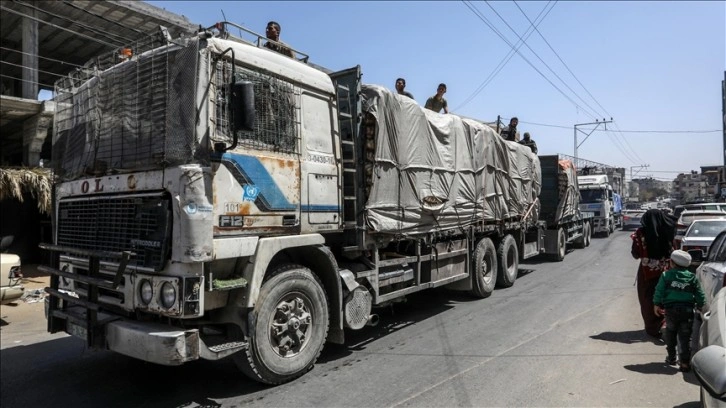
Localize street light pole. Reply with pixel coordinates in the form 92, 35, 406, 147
574, 118, 613, 164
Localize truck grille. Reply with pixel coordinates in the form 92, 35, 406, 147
57, 194, 171, 271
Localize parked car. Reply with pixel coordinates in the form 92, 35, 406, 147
692, 230, 726, 361
691, 286, 726, 408
675, 210, 726, 248
675, 203, 726, 219
682, 219, 726, 266
0, 236, 24, 305
696, 230, 726, 311
622, 210, 645, 231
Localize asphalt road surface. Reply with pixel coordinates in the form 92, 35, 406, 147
1, 231, 703, 407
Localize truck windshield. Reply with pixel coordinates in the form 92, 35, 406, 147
580, 189, 606, 203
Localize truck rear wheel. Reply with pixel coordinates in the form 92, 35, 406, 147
233, 264, 329, 385
550, 228, 566, 262
471, 237, 497, 298
584, 222, 592, 247
573, 226, 586, 249
496, 235, 518, 288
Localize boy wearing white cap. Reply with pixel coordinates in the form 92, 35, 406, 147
653, 250, 706, 372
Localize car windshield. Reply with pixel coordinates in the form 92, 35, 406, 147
685, 220, 726, 238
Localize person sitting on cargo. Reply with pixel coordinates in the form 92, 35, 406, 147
424, 83, 449, 113
519, 132, 538, 154
500, 117, 520, 142
263, 21, 294, 58
395, 78, 414, 100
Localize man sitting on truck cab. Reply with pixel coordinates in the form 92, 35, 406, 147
519, 132, 538, 154
500, 117, 520, 142
264, 21, 294, 58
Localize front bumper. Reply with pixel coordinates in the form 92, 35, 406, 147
49, 304, 247, 365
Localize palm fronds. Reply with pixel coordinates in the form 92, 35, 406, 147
0, 167, 53, 214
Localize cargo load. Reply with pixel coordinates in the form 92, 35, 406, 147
360, 85, 541, 235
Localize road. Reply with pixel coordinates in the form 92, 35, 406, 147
1, 231, 702, 408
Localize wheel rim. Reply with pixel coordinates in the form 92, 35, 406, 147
559, 231, 566, 257
269, 292, 313, 358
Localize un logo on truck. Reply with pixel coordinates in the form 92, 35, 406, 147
243, 185, 259, 202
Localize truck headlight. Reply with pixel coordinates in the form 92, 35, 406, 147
139, 279, 153, 305
159, 282, 176, 309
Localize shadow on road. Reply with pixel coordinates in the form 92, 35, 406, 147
624, 361, 681, 375
673, 401, 701, 408
590, 329, 663, 345
320, 287, 460, 362
1, 287, 468, 407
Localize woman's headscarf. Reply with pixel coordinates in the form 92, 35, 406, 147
640, 209, 677, 259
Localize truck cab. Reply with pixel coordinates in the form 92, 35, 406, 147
577, 174, 619, 236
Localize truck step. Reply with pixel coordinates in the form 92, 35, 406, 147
207, 341, 248, 353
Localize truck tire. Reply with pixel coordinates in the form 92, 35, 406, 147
550, 228, 566, 262
233, 264, 329, 385
496, 235, 519, 288
584, 222, 592, 247
470, 237, 497, 298
609, 217, 615, 234
573, 225, 586, 249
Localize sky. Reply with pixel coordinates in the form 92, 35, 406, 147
148, 1, 725, 181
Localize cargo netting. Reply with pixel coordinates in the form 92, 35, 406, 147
52, 35, 200, 181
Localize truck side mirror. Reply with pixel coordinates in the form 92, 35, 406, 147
229, 81, 255, 132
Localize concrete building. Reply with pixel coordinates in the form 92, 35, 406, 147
1, 1, 197, 167
700, 165, 725, 200
0, 1, 197, 261
672, 171, 709, 203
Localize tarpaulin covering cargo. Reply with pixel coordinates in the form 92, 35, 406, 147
360, 85, 541, 235
539, 156, 581, 226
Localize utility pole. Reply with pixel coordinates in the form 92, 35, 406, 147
574, 118, 613, 163
630, 164, 649, 201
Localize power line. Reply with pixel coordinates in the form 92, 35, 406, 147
484, 1, 603, 120
1, 60, 70, 79
0, 74, 55, 89
462, 1, 600, 121
0, 46, 85, 69
519, 120, 720, 133
511, 1, 644, 163
14, 0, 135, 46
454, 1, 555, 111
0, 6, 120, 48
61, 0, 147, 36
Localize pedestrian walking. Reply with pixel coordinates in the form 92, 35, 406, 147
630, 209, 677, 339
653, 250, 705, 372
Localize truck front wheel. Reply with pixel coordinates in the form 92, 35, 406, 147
233, 264, 329, 385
